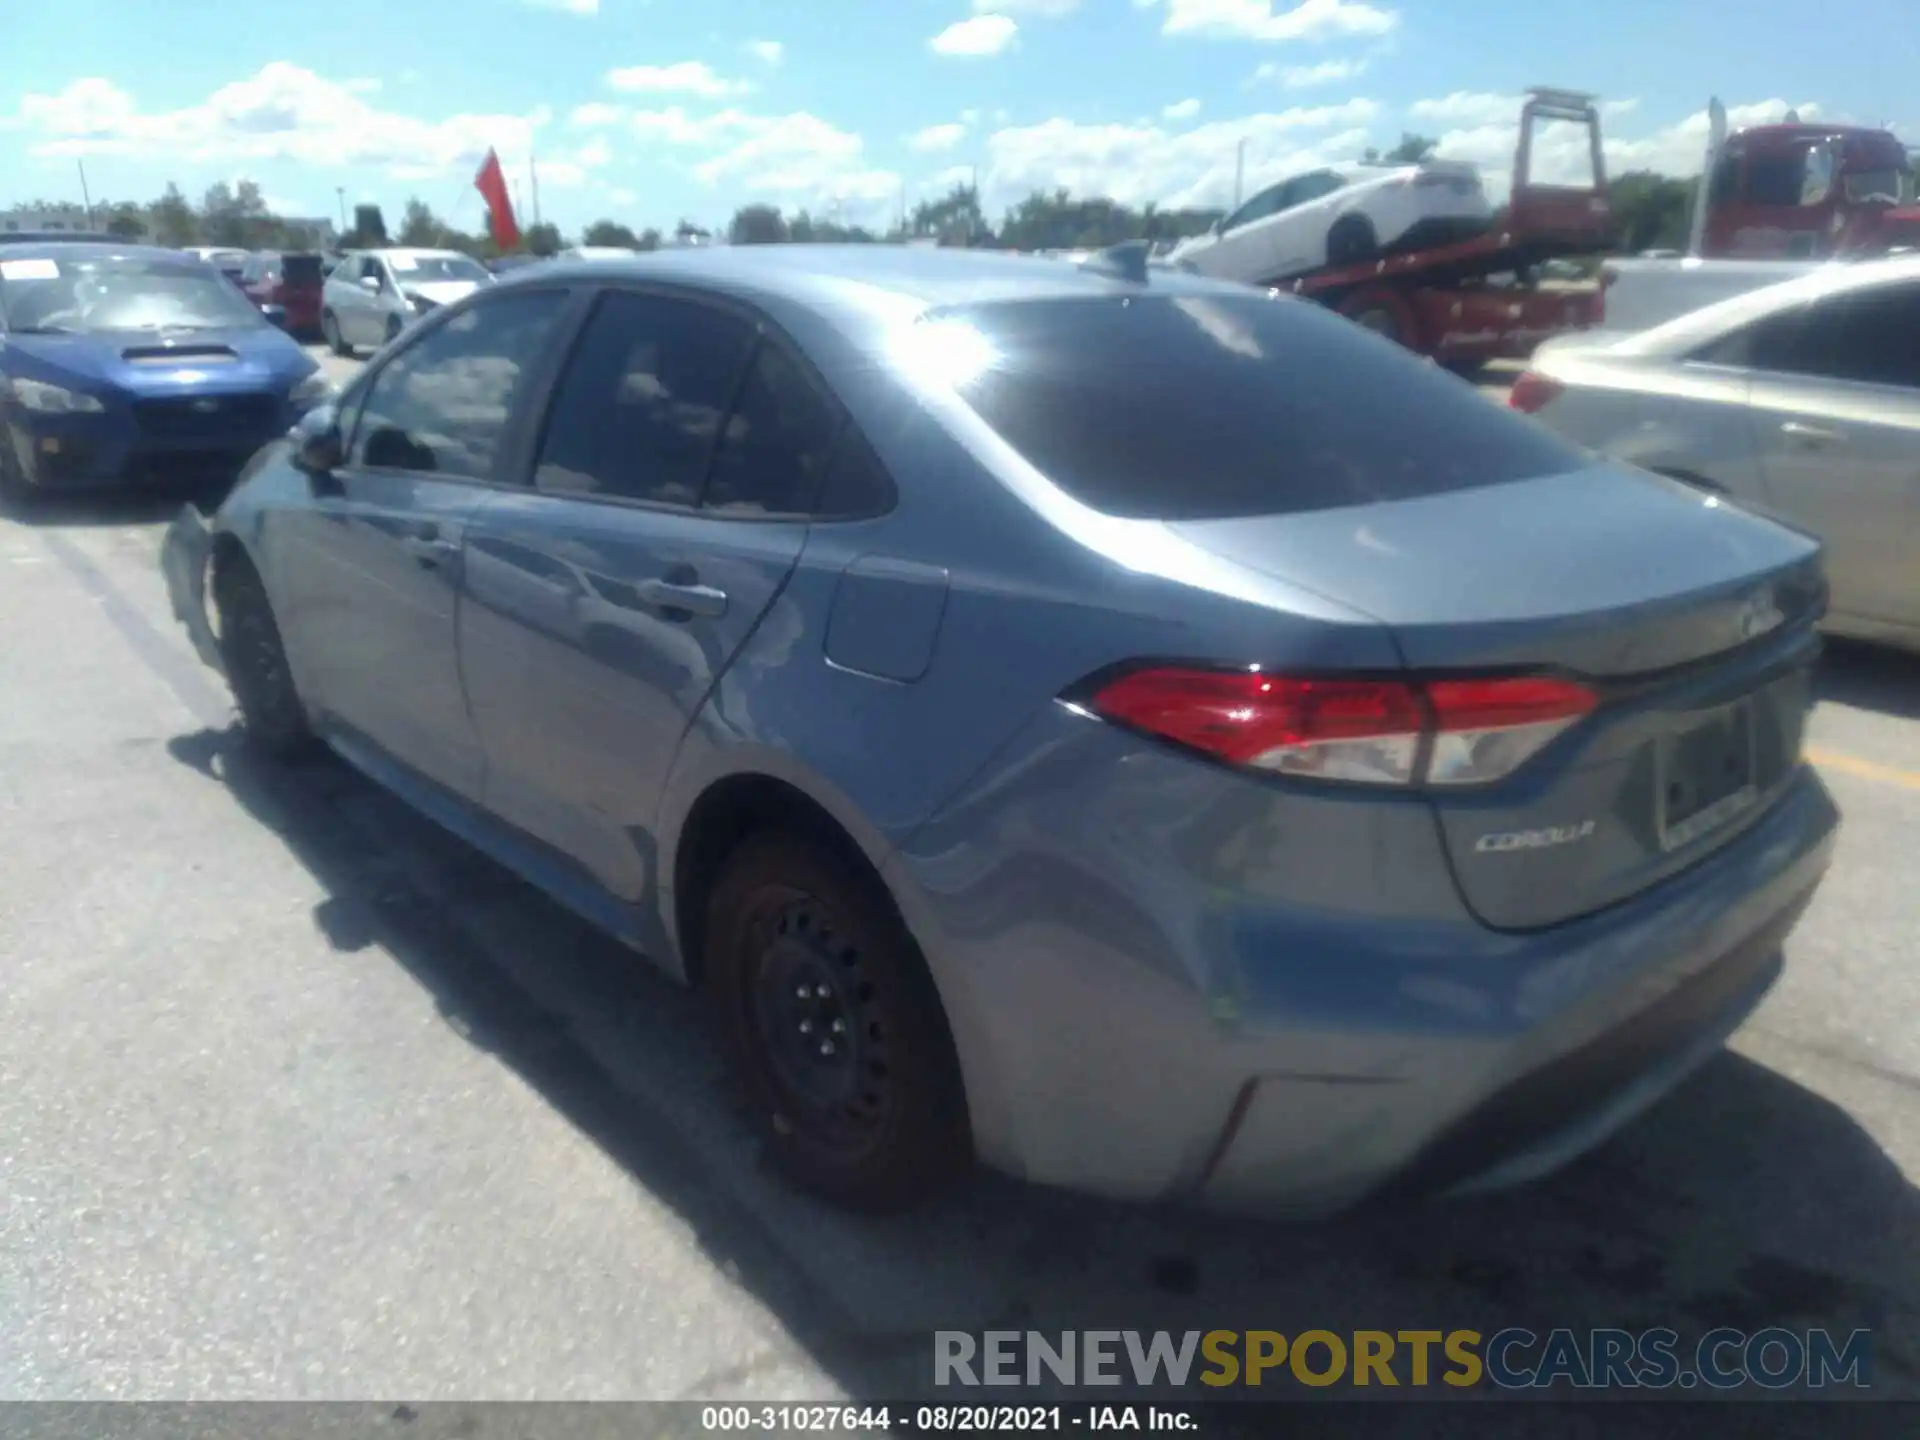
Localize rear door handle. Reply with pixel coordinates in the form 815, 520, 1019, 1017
635, 578, 729, 619
401, 536, 459, 569
1780, 421, 1843, 445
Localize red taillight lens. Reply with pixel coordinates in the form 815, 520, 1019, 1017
1507, 371, 1563, 414
1085, 668, 1597, 788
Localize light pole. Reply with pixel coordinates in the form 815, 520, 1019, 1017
335, 186, 347, 234
1234, 139, 1246, 210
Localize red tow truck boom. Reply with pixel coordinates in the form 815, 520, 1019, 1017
1280, 88, 1616, 365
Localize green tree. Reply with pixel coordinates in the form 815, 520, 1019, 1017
397, 197, 447, 247
582, 219, 640, 248
1609, 170, 1695, 253
909, 183, 985, 244
1364, 133, 1439, 165
673, 219, 711, 244
103, 202, 146, 239
524, 222, 563, 256
146, 184, 198, 246
728, 203, 789, 245
636, 227, 662, 251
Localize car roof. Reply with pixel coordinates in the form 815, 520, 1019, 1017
0, 241, 210, 264
1618, 253, 1920, 358
372, 247, 472, 261
498, 242, 1266, 324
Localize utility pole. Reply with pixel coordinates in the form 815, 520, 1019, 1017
76, 161, 94, 229
1233, 138, 1246, 210
335, 186, 347, 232
529, 152, 542, 228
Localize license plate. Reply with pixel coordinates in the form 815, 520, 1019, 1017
1657, 702, 1759, 852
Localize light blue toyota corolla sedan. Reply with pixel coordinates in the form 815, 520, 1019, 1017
161, 243, 1839, 1215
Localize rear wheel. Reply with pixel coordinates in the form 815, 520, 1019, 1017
213, 553, 317, 760
1327, 214, 1379, 267
704, 832, 972, 1211
321, 310, 349, 357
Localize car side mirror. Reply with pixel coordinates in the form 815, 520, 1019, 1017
360, 274, 381, 291
290, 405, 344, 476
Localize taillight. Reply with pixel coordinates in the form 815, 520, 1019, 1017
1507, 371, 1563, 414
1084, 667, 1597, 788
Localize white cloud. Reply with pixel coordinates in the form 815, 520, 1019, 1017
931, 15, 1019, 55
12, 64, 557, 183
1163, 98, 1202, 120
1158, 0, 1396, 41
747, 39, 784, 65
606, 62, 751, 98
910, 122, 969, 152
524, 0, 598, 13
1407, 91, 1520, 127
975, 0, 1077, 12
982, 98, 1380, 211
570, 101, 625, 128
628, 106, 900, 209
1256, 57, 1365, 87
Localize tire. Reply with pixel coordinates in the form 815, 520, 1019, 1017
212, 553, 318, 760
1327, 215, 1379, 267
0, 429, 33, 508
322, 310, 350, 357
704, 831, 971, 1211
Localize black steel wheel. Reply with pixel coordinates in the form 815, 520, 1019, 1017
213, 553, 318, 760
1327, 214, 1379, 267
705, 832, 971, 1210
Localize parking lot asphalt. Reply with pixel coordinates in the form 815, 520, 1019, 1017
2, 343, 1919, 1416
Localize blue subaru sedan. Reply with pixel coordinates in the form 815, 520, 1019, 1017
0, 242, 333, 499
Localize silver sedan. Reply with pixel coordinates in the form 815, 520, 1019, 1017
1512, 255, 1920, 651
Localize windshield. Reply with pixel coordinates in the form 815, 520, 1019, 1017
931, 294, 1584, 520
1844, 168, 1917, 204
0, 254, 266, 334
389, 254, 489, 283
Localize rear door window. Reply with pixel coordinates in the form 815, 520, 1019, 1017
531, 288, 754, 506
1725, 281, 1920, 389
701, 340, 842, 518
938, 293, 1587, 520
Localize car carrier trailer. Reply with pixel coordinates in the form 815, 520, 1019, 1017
1263, 88, 1618, 365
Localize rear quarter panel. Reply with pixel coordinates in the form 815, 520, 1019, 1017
1534, 357, 1766, 499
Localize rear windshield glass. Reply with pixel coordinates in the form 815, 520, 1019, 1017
933, 293, 1585, 520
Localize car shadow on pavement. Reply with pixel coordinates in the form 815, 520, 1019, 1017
0, 477, 233, 529
166, 725, 1920, 1430
1817, 641, 1920, 721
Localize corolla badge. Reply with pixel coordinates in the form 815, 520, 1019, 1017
1475, 820, 1597, 854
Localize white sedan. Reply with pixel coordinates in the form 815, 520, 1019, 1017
1168, 162, 1492, 286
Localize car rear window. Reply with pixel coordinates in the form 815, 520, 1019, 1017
283, 255, 322, 285
935, 293, 1586, 520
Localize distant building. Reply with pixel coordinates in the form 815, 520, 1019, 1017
0, 203, 96, 234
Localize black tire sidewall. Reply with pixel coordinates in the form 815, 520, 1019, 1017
704, 832, 971, 1210
322, 311, 348, 356
1329, 217, 1377, 266
214, 557, 314, 758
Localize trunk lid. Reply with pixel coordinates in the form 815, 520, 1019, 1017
1170, 463, 1827, 930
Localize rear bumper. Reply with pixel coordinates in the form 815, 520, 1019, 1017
895, 713, 1839, 1215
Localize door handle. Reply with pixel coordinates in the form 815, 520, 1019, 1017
1780, 421, 1843, 445
401, 536, 458, 569
635, 578, 729, 619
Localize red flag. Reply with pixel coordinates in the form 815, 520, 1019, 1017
474, 148, 521, 250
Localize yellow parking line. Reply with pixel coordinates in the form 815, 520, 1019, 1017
1806, 746, 1920, 792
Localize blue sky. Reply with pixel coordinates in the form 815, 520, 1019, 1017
3, 0, 1914, 236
